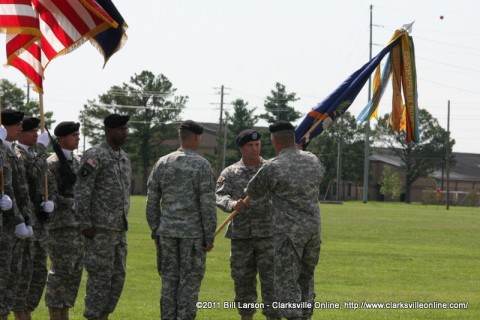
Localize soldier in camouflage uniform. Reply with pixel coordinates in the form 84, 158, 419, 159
146, 120, 217, 320
76, 114, 131, 320
0, 110, 35, 320
46, 121, 83, 320
246, 121, 324, 320
216, 129, 277, 320
0, 117, 22, 320
12, 117, 52, 320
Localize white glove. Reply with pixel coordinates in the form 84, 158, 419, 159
15, 223, 30, 239
0, 125, 7, 142
0, 194, 13, 211
41, 200, 54, 213
26, 225, 34, 237
72, 201, 76, 211
37, 132, 50, 147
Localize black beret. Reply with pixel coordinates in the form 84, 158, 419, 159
236, 129, 261, 147
22, 116, 40, 131
1, 108, 24, 126
179, 120, 203, 134
269, 120, 295, 133
104, 114, 130, 128
54, 121, 80, 137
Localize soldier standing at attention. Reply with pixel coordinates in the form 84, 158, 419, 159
246, 121, 325, 320
76, 114, 131, 320
146, 120, 217, 320
12, 116, 52, 320
45, 121, 83, 320
215, 129, 278, 320
0, 109, 35, 320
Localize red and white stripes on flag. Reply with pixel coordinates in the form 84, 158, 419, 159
1, 0, 117, 93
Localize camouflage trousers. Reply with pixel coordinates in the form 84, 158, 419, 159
11, 229, 48, 312
0, 224, 16, 316
230, 237, 275, 316
273, 232, 321, 319
83, 229, 127, 320
46, 227, 84, 308
159, 237, 206, 320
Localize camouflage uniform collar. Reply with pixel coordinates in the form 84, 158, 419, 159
278, 146, 298, 156
239, 156, 265, 170
103, 141, 123, 159
178, 147, 198, 155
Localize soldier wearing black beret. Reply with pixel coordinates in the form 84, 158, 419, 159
236, 129, 261, 147
75, 113, 131, 320
179, 120, 203, 135
54, 121, 80, 137
1, 108, 24, 126
104, 114, 130, 129
21, 116, 40, 132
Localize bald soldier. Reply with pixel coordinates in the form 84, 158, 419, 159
76, 114, 131, 320
246, 121, 324, 320
46, 121, 83, 320
146, 120, 217, 320
215, 129, 277, 320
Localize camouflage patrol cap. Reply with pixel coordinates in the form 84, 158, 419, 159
54, 121, 80, 136
104, 114, 130, 128
236, 129, 261, 147
22, 116, 40, 131
179, 120, 203, 134
269, 120, 295, 133
1, 108, 24, 126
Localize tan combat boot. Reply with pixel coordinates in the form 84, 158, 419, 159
48, 307, 63, 320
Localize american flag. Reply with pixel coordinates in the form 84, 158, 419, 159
1, 0, 120, 92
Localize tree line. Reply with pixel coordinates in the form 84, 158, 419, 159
1, 71, 455, 203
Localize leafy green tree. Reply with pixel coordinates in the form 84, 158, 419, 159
224, 99, 258, 167
0, 79, 54, 127
307, 111, 365, 198
379, 166, 402, 201
373, 108, 455, 203
79, 71, 187, 193
260, 82, 301, 123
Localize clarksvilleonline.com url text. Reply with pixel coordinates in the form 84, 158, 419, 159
196, 301, 469, 310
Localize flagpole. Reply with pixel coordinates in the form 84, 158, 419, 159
362, 4, 373, 203
39, 92, 48, 200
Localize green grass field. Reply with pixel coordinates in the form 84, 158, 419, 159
30, 197, 479, 319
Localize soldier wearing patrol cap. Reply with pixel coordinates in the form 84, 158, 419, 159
0, 109, 37, 320
246, 120, 325, 320
75, 114, 131, 320
11, 116, 52, 320
45, 121, 83, 320
146, 119, 217, 319
216, 129, 278, 320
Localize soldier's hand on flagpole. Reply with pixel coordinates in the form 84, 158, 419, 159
41, 200, 54, 213
0, 125, 7, 143
233, 199, 248, 212
36, 132, 50, 147
0, 194, 13, 211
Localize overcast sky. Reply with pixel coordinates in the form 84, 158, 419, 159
1, 0, 479, 153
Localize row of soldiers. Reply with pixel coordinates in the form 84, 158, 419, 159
0, 109, 131, 320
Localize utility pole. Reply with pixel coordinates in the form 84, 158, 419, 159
362, 4, 373, 203
336, 117, 343, 201
446, 100, 451, 210
222, 113, 229, 170
213, 85, 229, 175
